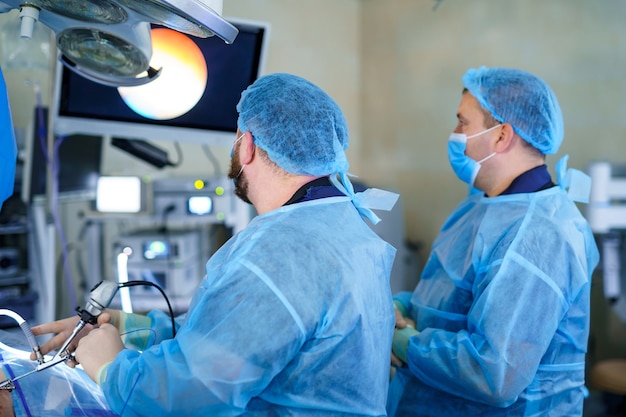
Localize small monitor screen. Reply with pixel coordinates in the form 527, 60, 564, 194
96, 176, 143, 213
188, 196, 213, 215
143, 240, 171, 260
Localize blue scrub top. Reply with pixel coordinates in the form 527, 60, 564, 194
283, 176, 344, 205
500, 164, 554, 195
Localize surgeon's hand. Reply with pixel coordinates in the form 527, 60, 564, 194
97, 310, 120, 328
29, 315, 81, 362
393, 300, 415, 329
29, 309, 120, 363
75, 323, 124, 382
392, 325, 419, 365
394, 306, 415, 330
392, 302, 416, 367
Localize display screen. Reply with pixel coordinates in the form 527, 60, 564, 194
143, 240, 171, 260
96, 176, 143, 213
52, 19, 269, 144
188, 196, 213, 215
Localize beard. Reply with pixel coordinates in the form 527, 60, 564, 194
227, 147, 251, 205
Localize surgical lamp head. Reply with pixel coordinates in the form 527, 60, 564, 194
462, 66, 564, 155
236, 73, 350, 176
0, 0, 238, 87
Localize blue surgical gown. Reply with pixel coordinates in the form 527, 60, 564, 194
101, 195, 397, 416
388, 186, 599, 416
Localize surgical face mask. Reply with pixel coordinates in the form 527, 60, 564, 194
447, 124, 501, 186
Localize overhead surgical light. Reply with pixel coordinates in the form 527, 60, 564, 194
0, 0, 238, 87
55, 23, 160, 87
29, 0, 128, 25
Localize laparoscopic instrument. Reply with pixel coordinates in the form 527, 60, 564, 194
0, 280, 119, 391
0, 279, 176, 391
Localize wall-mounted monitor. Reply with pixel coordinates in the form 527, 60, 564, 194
51, 18, 270, 145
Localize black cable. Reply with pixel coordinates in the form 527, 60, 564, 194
74, 216, 93, 293
159, 204, 176, 234
201, 144, 222, 177
168, 142, 183, 167
119, 280, 177, 338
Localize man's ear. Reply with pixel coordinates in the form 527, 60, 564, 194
240, 131, 256, 165
494, 123, 516, 152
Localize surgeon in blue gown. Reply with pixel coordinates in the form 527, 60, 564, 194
0, 64, 20, 416
388, 66, 599, 416
33, 73, 399, 416
0, 67, 17, 212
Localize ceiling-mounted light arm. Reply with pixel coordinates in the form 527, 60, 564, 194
18, 3, 40, 39
116, 0, 239, 43
195, 8, 238, 43
165, 0, 238, 43
60, 55, 162, 87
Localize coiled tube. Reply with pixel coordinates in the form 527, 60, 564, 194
0, 309, 43, 364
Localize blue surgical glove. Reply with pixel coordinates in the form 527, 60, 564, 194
392, 325, 419, 364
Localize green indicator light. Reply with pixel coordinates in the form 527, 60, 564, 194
217, 212, 225, 221
215, 186, 225, 196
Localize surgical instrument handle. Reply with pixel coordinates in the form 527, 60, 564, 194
79, 280, 120, 324
51, 281, 120, 363
52, 320, 87, 362
0, 281, 121, 391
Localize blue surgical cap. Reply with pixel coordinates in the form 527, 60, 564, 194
236, 73, 349, 176
462, 66, 564, 155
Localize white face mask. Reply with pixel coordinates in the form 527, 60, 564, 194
230, 132, 245, 158
447, 124, 501, 186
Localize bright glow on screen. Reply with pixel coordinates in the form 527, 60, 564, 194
188, 196, 213, 215
144, 240, 170, 260
96, 176, 142, 213
118, 28, 208, 120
